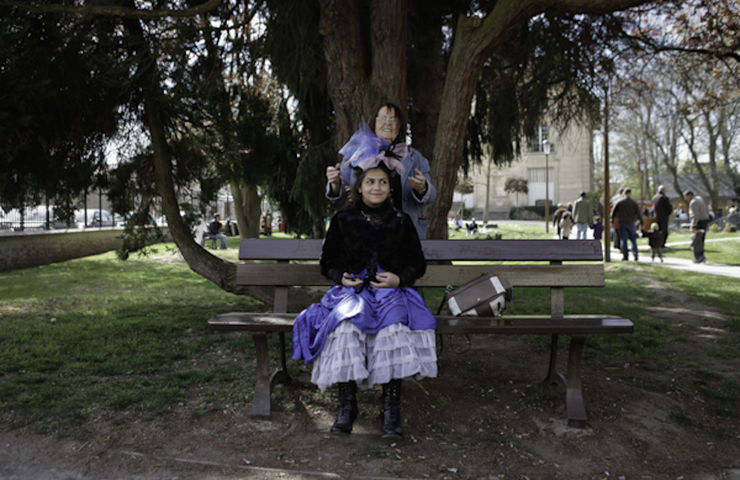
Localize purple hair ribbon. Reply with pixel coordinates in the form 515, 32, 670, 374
339, 124, 405, 175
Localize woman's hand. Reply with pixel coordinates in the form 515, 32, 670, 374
341, 272, 363, 289
408, 168, 427, 195
326, 163, 341, 194
370, 272, 400, 289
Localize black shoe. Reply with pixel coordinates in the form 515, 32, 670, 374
330, 381, 358, 434
380, 379, 403, 438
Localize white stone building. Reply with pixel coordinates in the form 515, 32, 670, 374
455, 121, 595, 220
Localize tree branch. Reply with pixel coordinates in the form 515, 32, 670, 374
0, 0, 222, 19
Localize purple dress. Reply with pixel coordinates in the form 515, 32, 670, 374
291, 203, 436, 365
292, 268, 436, 363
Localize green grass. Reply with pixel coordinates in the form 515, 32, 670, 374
638, 231, 740, 264
0, 247, 263, 430
1, 232, 739, 432
448, 222, 554, 240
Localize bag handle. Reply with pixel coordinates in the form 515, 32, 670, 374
435, 285, 454, 315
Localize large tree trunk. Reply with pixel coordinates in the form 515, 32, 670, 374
121, 8, 322, 310
121, 11, 237, 292
427, 9, 525, 238
231, 181, 261, 238
319, 0, 408, 150
407, 3, 444, 157
145, 89, 237, 291
147, 100, 321, 308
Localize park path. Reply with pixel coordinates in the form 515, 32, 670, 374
618, 236, 740, 278
492, 220, 740, 278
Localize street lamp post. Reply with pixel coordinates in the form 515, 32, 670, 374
543, 139, 551, 234
638, 157, 646, 211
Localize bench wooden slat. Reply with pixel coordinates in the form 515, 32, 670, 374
238, 238, 604, 262
420, 264, 604, 288
239, 238, 323, 260
209, 312, 633, 335
236, 263, 605, 288
209, 313, 294, 332
421, 239, 603, 261
436, 315, 633, 334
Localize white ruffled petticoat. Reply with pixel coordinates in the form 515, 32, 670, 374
311, 320, 437, 391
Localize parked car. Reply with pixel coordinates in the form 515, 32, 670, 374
75, 209, 115, 227
118, 211, 157, 227
4, 205, 75, 230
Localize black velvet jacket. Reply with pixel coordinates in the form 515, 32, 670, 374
320, 202, 426, 288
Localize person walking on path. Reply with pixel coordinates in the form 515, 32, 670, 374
610, 187, 625, 253
652, 185, 673, 247
590, 216, 604, 240
552, 203, 566, 238
559, 210, 574, 240
573, 192, 593, 240
611, 188, 642, 261
684, 190, 710, 263
644, 223, 665, 262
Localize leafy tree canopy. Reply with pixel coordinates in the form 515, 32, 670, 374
0, 7, 131, 209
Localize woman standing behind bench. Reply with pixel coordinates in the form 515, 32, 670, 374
325, 101, 436, 239
292, 159, 437, 438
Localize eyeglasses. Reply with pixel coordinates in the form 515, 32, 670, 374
376, 115, 399, 124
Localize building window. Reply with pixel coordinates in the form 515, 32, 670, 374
529, 124, 553, 153
527, 167, 554, 205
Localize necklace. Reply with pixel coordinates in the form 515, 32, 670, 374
360, 209, 384, 226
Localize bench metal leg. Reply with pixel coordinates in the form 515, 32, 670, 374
249, 333, 292, 418
544, 334, 560, 385
269, 332, 292, 390
565, 335, 588, 428
250, 333, 272, 417
277, 332, 291, 381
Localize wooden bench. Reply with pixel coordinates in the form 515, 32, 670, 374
209, 238, 633, 428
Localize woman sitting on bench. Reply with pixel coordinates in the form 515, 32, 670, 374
292, 155, 437, 438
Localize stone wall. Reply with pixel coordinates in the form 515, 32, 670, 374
0, 229, 125, 272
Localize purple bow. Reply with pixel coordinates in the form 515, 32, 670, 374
339, 124, 406, 175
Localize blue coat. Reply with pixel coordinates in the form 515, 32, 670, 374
326, 147, 436, 239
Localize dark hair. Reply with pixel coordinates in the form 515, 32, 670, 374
348, 164, 394, 207
372, 102, 406, 144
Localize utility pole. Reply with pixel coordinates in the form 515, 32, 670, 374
603, 84, 611, 262
543, 139, 551, 234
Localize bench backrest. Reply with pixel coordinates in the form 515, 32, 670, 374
236, 239, 605, 317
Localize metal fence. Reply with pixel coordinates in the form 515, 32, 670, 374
0, 206, 119, 232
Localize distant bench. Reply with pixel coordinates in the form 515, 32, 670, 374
209, 238, 633, 427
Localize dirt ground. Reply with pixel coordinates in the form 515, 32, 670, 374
1, 282, 739, 480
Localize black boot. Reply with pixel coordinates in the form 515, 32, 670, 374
380, 379, 402, 438
330, 381, 358, 434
